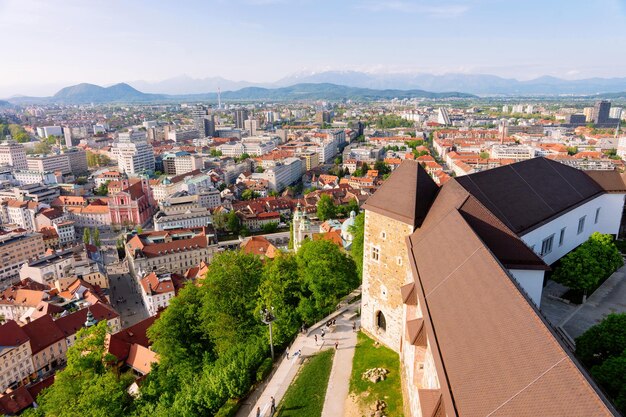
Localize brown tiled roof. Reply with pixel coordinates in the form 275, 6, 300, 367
55, 303, 119, 337
140, 235, 208, 258
418, 389, 443, 417
240, 236, 278, 259
22, 315, 65, 354
141, 273, 176, 295
363, 160, 439, 227
0, 320, 29, 347
405, 184, 615, 416
585, 170, 626, 193
107, 315, 157, 362
0, 386, 34, 415
455, 157, 604, 234
126, 343, 158, 374
458, 195, 548, 270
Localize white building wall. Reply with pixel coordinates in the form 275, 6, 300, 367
520, 193, 625, 267
508, 269, 545, 306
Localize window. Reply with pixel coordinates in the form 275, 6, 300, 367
371, 246, 380, 262
381, 231, 386, 240
595, 207, 601, 224
559, 228, 566, 246
396, 257, 403, 266
578, 216, 586, 235
376, 311, 386, 331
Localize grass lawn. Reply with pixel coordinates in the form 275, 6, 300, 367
277, 349, 334, 417
350, 332, 404, 417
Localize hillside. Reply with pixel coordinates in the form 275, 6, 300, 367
51, 82, 165, 103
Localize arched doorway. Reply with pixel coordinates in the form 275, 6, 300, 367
376, 310, 386, 331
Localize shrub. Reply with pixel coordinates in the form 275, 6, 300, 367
256, 357, 273, 382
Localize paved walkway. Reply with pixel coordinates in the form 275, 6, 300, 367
561, 264, 626, 339
321, 306, 359, 417
238, 295, 361, 417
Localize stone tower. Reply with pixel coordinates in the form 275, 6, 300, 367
360, 161, 438, 352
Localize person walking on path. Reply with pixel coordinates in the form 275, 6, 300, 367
285, 348, 289, 360
352, 322, 356, 332
314, 334, 318, 344
256, 407, 260, 417
270, 396, 276, 415
334, 341, 339, 350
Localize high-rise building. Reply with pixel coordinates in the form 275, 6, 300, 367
437, 108, 451, 125
244, 118, 258, 136
583, 107, 595, 122
593, 100, 611, 124
234, 109, 249, 129
112, 131, 155, 176
191, 106, 215, 137
26, 154, 71, 175
0, 140, 28, 169
315, 110, 331, 125
63, 148, 88, 175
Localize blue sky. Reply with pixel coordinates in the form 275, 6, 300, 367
1, 0, 625, 96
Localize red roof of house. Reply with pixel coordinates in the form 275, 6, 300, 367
0, 320, 29, 347
22, 315, 65, 354
55, 303, 120, 338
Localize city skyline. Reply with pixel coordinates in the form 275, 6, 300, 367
2, 0, 626, 97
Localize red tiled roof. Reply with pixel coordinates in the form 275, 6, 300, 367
0, 320, 29, 347
22, 315, 65, 354
55, 303, 119, 337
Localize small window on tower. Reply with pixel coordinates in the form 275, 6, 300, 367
381, 231, 386, 240
371, 246, 380, 262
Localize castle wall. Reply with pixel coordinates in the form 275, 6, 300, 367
361, 209, 414, 352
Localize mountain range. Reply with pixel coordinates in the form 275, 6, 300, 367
6, 82, 474, 105
127, 71, 626, 96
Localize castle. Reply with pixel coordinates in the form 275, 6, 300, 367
361, 158, 624, 416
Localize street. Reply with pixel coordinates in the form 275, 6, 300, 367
107, 259, 149, 328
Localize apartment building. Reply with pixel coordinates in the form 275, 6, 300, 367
253, 157, 303, 192
19, 249, 76, 286
13, 170, 58, 186
112, 132, 155, 176
0, 141, 28, 170
154, 208, 212, 231
26, 154, 71, 175
0, 321, 35, 392
0, 231, 45, 288
125, 227, 220, 276
140, 272, 177, 316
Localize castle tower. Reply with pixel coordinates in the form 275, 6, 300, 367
360, 161, 438, 352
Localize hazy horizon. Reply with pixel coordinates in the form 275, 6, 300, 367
2, 0, 626, 97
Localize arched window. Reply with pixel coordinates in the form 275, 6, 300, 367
376, 311, 386, 331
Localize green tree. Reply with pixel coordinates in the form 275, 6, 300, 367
576, 313, 626, 368
31, 141, 51, 155
479, 151, 490, 159
257, 253, 302, 346
373, 161, 391, 176
95, 181, 110, 196
212, 211, 227, 231
552, 232, 623, 294
296, 239, 359, 324
93, 228, 101, 248
566, 146, 578, 155
200, 251, 264, 354
261, 222, 278, 234
83, 228, 91, 245
349, 212, 365, 278
255, 166, 265, 173
590, 353, 626, 414
227, 211, 241, 234
241, 189, 260, 200
210, 149, 223, 157
316, 194, 336, 221
148, 283, 213, 368
33, 321, 135, 417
